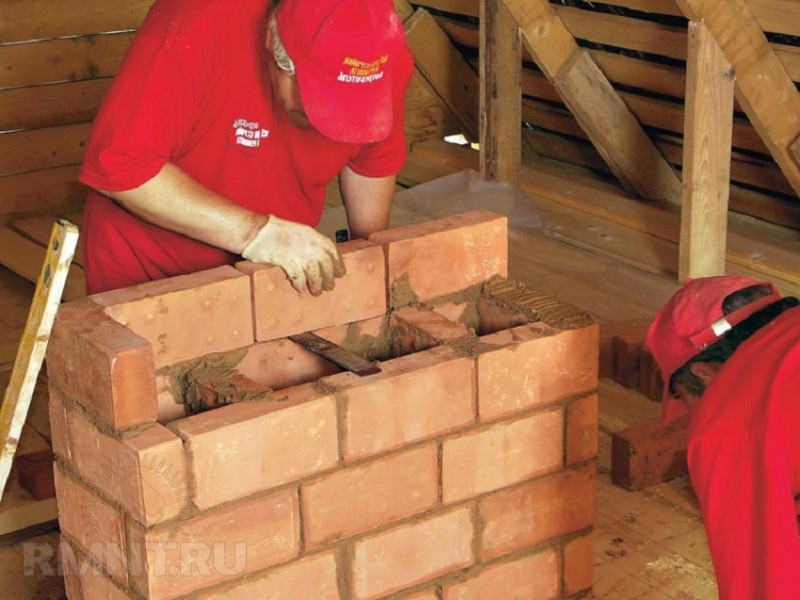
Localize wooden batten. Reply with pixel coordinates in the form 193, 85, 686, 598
0, 0, 148, 223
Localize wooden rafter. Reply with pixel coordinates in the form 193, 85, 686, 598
674, 0, 800, 199
404, 9, 480, 142
501, 0, 682, 204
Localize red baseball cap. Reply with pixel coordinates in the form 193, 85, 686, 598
275, 0, 410, 144
645, 275, 781, 423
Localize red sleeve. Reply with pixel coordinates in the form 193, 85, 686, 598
79, 2, 219, 191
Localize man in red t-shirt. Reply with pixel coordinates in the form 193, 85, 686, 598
646, 275, 800, 599
80, 0, 413, 295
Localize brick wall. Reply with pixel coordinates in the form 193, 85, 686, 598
46, 211, 599, 599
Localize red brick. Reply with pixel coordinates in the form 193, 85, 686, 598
352, 507, 474, 599
314, 316, 391, 364
47, 300, 157, 430
93, 266, 253, 368
302, 443, 438, 549
444, 550, 560, 600
197, 552, 340, 600
612, 328, 646, 390
638, 345, 665, 402
477, 323, 599, 421
475, 294, 530, 335
65, 405, 187, 526
369, 211, 508, 305
173, 384, 338, 509
234, 338, 341, 390
128, 489, 299, 599
327, 346, 475, 461
567, 394, 599, 465
315, 316, 386, 346
611, 414, 689, 490
442, 408, 564, 504
54, 467, 128, 586
16, 449, 55, 500
598, 319, 649, 379
401, 589, 439, 600
238, 239, 386, 342
188, 371, 272, 411
479, 464, 595, 560
48, 385, 70, 459
390, 306, 472, 356
60, 541, 132, 600
564, 534, 594, 596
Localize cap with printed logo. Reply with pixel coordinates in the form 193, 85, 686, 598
645, 275, 782, 424
275, 0, 411, 144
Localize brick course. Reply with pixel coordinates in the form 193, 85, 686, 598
49, 211, 597, 599
351, 507, 474, 599
46, 300, 157, 430
443, 550, 560, 600
172, 385, 339, 510
239, 239, 386, 342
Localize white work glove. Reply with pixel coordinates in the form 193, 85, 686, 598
242, 216, 346, 295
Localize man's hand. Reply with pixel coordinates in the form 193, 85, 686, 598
242, 216, 346, 295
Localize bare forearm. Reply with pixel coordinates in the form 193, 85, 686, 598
99, 162, 267, 254
339, 166, 395, 239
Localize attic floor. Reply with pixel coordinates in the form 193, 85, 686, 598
0, 198, 718, 598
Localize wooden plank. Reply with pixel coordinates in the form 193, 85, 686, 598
520, 120, 798, 220
0, 166, 86, 220
411, 0, 480, 18
0, 221, 78, 504
675, 0, 800, 198
0, 124, 91, 176
0, 33, 133, 88
0, 477, 57, 536
404, 9, 480, 141
480, 0, 521, 183
12, 215, 85, 268
0, 79, 110, 132
0, 227, 86, 301
747, 0, 800, 38
0, 0, 153, 43
503, 0, 578, 80
679, 21, 735, 280
405, 104, 458, 146
553, 49, 682, 203
534, 0, 800, 38
519, 68, 770, 155
556, 5, 688, 62
535, 195, 678, 276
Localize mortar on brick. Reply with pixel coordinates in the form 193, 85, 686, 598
47, 210, 599, 599
152, 282, 548, 422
